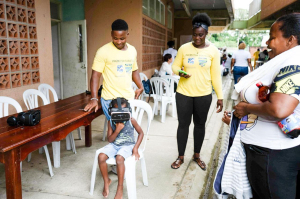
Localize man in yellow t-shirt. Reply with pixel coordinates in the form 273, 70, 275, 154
84, 19, 143, 118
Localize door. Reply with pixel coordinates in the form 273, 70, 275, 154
60, 20, 88, 99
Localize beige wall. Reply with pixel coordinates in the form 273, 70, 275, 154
85, 0, 143, 86
261, 0, 297, 20
174, 18, 192, 48
1, 0, 54, 113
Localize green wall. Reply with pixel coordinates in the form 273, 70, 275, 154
53, 0, 85, 21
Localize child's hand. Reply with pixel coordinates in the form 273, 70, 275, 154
132, 148, 140, 160
115, 122, 125, 131
222, 111, 231, 126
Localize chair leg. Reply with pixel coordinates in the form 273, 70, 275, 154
140, 157, 148, 186
39, 147, 44, 154
20, 162, 22, 177
66, 134, 72, 150
125, 156, 137, 199
77, 128, 82, 140
90, 149, 102, 195
152, 100, 158, 120
43, 145, 54, 177
69, 132, 77, 154
27, 153, 31, 162
161, 101, 166, 123
103, 118, 107, 141
52, 141, 60, 168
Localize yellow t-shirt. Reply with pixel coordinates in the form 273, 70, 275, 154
92, 42, 138, 100
172, 42, 223, 99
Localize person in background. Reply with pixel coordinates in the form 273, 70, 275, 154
171, 12, 223, 170
258, 49, 268, 61
231, 41, 253, 84
163, 40, 177, 65
224, 54, 232, 70
159, 53, 174, 76
253, 48, 260, 69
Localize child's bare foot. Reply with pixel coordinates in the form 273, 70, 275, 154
102, 178, 111, 198
114, 185, 123, 199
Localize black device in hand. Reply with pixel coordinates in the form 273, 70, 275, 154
7, 110, 41, 126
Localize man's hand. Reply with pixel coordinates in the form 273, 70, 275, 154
115, 122, 125, 131
233, 101, 249, 119
179, 67, 191, 79
230, 68, 233, 74
135, 88, 144, 99
216, 99, 223, 113
132, 148, 140, 160
84, 100, 99, 112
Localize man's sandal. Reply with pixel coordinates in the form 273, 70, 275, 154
193, 157, 206, 171
171, 158, 184, 169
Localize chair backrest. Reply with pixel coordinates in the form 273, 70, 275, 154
150, 77, 171, 99
139, 72, 148, 82
38, 83, 58, 102
128, 99, 152, 152
161, 76, 179, 94
0, 96, 22, 118
23, 89, 49, 110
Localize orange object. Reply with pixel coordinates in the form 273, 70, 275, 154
256, 82, 270, 102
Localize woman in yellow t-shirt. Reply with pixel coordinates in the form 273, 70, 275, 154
171, 13, 223, 170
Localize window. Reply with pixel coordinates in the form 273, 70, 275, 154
142, 0, 165, 26
149, 0, 155, 19
167, 9, 172, 29
161, 3, 165, 25
142, 0, 148, 15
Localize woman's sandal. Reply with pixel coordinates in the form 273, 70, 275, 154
171, 158, 184, 169
193, 157, 206, 171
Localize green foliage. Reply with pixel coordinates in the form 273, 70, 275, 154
208, 30, 269, 48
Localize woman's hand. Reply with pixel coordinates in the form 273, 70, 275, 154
233, 101, 249, 118
179, 67, 191, 79
230, 68, 233, 74
216, 99, 223, 113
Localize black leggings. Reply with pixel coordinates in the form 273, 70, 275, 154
176, 92, 212, 156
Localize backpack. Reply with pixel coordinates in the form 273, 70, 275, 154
142, 79, 152, 102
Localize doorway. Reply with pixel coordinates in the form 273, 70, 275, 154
50, 1, 88, 99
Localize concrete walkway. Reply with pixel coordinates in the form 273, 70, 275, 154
0, 76, 233, 199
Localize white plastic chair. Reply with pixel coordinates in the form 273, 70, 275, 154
161, 76, 179, 114
139, 72, 154, 101
38, 84, 77, 168
23, 89, 54, 177
0, 96, 23, 174
150, 77, 176, 123
90, 100, 152, 198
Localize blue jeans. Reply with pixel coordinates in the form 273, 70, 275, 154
100, 98, 112, 120
233, 66, 248, 84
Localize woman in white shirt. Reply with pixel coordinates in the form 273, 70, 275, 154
233, 13, 300, 199
231, 42, 253, 84
159, 54, 173, 76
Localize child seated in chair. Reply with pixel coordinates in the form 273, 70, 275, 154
98, 97, 144, 199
